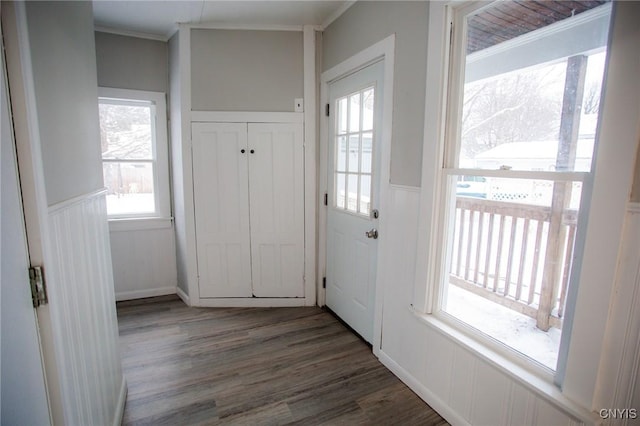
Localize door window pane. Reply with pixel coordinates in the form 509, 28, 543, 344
336, 136, 347, 172
348, 135, 360, 173
361, 132, 373, 174
349, 93, 360, 132
333, 85, 376, 216
347, 174, 358, 211
362, 89, 374, 131
360, 175, 371, 215
338, 98, 348, 135
336, 173, 346, 209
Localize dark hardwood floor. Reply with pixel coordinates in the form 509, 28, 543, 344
116, 295, 449, 425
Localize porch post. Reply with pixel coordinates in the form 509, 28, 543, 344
537, 55, 588, 331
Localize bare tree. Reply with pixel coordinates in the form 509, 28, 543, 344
582, 81, 601, 114
99, 104, 152, 159
460, 67, 564, 159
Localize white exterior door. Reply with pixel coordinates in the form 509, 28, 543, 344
1, 40, 51, 424
248, 123, 305, 297
192, 122, 252, 297
326, 61, 384, 343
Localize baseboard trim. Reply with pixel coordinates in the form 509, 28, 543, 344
112, 377, 127, 426
115, 286, 176, 301
176, 286, 190, 306
378, 350, 470, 426
196, 297, 311, 308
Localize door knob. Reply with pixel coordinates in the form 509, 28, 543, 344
365, 228, 378, 239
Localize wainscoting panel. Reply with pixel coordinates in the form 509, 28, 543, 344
109, 221, 177, 301
47, 190, 125, 425
378, 185, 589, 426
594, 203, 640, 425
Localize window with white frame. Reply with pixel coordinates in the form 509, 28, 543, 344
98, 88, 170, 219
433, 1, 611, 371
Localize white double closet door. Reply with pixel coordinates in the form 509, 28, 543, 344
192, 122, 304, 298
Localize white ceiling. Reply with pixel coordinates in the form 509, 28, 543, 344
92, 1, 353, 40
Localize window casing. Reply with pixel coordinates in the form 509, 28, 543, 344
98, 88, 170, 220
428, 1, 612, 374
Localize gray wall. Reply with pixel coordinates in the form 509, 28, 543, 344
95, 32, 168, 93
26, 1, 103, 205
191, 29, 303, 112
323, 1, 429, 187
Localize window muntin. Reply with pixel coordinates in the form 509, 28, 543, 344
98, 89, 169, 219
436, 1, 611, 371
334, 87, 375, 216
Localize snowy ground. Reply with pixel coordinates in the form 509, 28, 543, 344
106, 193, 154, 216
445, 284, 561, 370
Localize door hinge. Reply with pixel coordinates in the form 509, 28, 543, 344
29, 266, 48, 308
324, 193, 328, 206
325, 103, 330, 117
322, 277, 326, 289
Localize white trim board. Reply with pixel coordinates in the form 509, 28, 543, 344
176, 286, 190, 306
197, 298, 314, 308
321, 36, 395, 84
185, 22, 304, 32
319, 34, 396, 358
108, 217, 173, 232
190, 111, 304, 123
303, 25, 318, 307
177, 24, 200, 307
95, 26, 169, 42
48, 188, 107, 213
115, 286, 177, 302
112, 378, 127, 426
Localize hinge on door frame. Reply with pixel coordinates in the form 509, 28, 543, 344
324, 193, 328, 206
29, 266, 48, 308
325, 103, 330, 117
322, 277, 326, 289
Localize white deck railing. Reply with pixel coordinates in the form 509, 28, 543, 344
449, 197, 577, 330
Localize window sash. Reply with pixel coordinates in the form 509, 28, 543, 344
429, 0, 609, 374
98, 87, 169, 221
443, 168, 589, 183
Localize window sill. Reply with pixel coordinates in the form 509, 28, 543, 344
108, 217, 173, 232
410, 307, 597, 424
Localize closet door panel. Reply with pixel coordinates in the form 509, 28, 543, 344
248, 123, 305, 297
192, 122, 252, 297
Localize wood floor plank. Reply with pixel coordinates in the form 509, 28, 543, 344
117, 296, 449, 425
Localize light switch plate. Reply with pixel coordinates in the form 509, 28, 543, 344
294, 98, 304, 112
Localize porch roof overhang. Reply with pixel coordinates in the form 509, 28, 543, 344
466, 2, 612, 83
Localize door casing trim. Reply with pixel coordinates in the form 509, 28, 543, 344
319, 34, 395, 356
